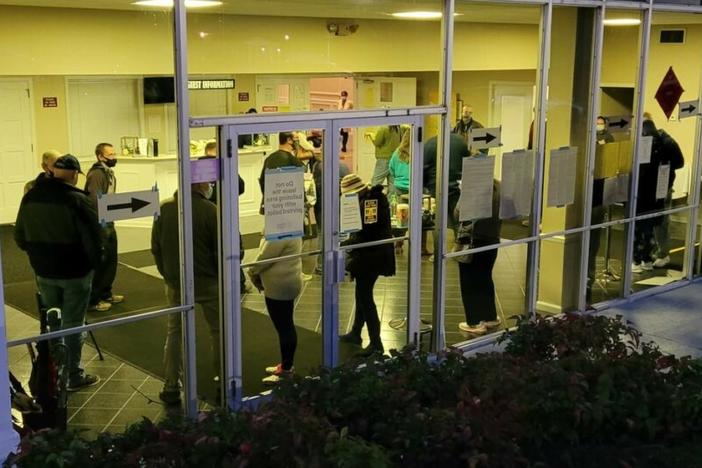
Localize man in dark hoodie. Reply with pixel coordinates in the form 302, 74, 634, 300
84, 142, 124, 312
15, 154, 103, 391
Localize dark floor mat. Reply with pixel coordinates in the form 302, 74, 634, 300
1, 225, 34, 284
119, 250, 155, 269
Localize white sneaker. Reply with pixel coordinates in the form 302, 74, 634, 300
481, 319, 501, 329
641, 261, 653, 271
653, 256, 670, 268
458, 322, 487, 334
631, 262, 643, 274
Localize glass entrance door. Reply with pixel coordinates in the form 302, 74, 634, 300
217, 113, 427, 407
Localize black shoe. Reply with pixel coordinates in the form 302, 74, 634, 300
159, 390, 181, 406
339, 332, 362, 345
356, 343, 384, 357
67, 374, 100, 392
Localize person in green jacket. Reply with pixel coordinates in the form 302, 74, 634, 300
365, 125, 401, 186
388, 128, 411, 197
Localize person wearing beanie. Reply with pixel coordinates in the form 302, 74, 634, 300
339, 173, 396, 356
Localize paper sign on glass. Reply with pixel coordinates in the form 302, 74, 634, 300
546, 147, 577, 208
264, 166, 305, 241
615, 173, 630, 203
458, 156, 495, 222
500, 150, 534, 219
656, 164, 670, 200
602, 176, 617, 207
340, 193, 362, 234
638, 136, 653, 164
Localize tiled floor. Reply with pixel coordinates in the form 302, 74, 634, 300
6, 306, 184, 440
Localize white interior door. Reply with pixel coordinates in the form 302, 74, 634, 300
0, 79, 34, 224
490, 82, 533, 180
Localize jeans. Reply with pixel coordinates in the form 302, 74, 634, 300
36, 272, 93, 381
371, 159, 391, 187
653, 189, 673, 258
264, 297, 297, 371
457, 247, 498, 326
90, 224, 117, 304
350, 272, 382, 346
587, 205, 606, 285
162, 283, 220, 392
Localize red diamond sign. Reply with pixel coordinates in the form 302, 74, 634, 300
655, 66, 684, 120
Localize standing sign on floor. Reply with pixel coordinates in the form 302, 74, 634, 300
546, 146, 577, 208
605, 115, 631, 133
264, 166, 305, 240
340, 193, 362, 234
458, 155, 495, 222
468, 126, 502, 151
678, 99, 699, 120
97, 189, 160, 224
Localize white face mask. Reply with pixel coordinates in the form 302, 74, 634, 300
596, 124, 606, 132
204, 183, 214, 200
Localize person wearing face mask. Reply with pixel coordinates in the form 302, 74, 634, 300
596, 116, 615, 145
152, 181, 221, 405
259, 132, 304, 214
84, 142, 124, 312
452, 105, 484, 142
24, 149, 60, 194
15, 154, 103, 392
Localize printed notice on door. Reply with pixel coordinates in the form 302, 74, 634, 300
546, 146, 578, 208
340, 193, 362, 233
264, 166, 305, 240
458, 156, 495, 222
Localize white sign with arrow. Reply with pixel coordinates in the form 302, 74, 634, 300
678, 99, 699, 120
606, 115, 631, 133
98, 189, 160, 223
469, 126, 502, 150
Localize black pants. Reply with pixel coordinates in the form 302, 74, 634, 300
340, 129, 349, 152
634, 218, 657, 264
90, 225, 117, 305
351, 272, 382, 346
457, 247, 498, 326
264, 297, 297, 371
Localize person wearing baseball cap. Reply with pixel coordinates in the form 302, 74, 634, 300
15, 153, 103, 392
339, 173, 395, 356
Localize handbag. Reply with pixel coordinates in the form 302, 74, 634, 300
452, 221, 473, 264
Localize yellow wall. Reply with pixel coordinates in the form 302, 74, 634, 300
0, 6, 538, 75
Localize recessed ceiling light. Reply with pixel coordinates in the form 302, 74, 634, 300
603, 18, 641, 26
391, 11, 443, 19
133, 0, 223, 8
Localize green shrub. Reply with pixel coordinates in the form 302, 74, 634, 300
7, 314, 702, 468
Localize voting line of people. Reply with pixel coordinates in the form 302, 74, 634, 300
15, 144, 124, 393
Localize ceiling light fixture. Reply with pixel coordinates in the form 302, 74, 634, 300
133, 0, 223, 8
603, 18, 641, 26
391, 11, 443, 19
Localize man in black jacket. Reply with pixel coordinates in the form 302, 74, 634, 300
84, 142, 123, 312
15, 154, 102, 391
259, 132, 303, 213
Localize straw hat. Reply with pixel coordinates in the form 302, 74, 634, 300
340, 173, 367, 194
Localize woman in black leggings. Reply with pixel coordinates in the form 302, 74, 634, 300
249, 238, 303, 385
339, 174, 396, 356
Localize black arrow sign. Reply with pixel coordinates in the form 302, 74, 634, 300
107, 198, 151, 213
473, 133, 497, 144
681, 104, 696, 114
609, 118, 629, 129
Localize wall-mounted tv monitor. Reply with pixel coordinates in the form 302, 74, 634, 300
143, 77, 175, 104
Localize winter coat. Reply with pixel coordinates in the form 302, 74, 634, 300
344, 185, 396, 279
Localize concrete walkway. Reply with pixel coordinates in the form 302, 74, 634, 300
599, 281, 702, 358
